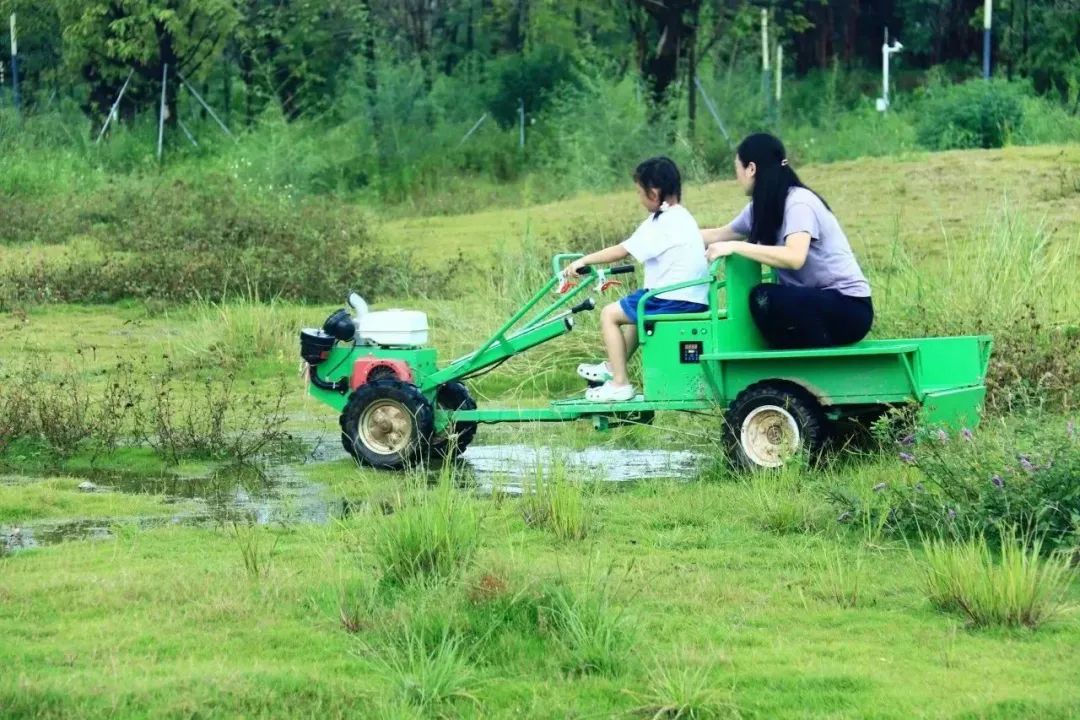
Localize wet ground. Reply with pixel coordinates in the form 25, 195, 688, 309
1, 437, 700, 552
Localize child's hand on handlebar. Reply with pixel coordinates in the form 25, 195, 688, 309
564, 259, 588, 278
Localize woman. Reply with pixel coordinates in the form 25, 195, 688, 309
702, 133, 872, 349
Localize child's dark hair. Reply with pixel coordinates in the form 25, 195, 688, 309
736, 133, 829, 246
633, 156, 681, 217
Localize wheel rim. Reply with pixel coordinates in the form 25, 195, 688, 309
357, 399, 414, 455
740, 404, 801, 468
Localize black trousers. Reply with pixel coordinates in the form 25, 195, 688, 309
748, 283, 874, 349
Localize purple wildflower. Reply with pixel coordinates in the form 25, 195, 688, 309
935, 429, 949, 442
899, 452, 916, 464
837, 511, 853, 523
991, 475, 1004, 489
961, 428, 974, 442
872, 482, 888, 493
900, 434, 915, 447
1018, 454, 1034, 473
946, 508, 957, 521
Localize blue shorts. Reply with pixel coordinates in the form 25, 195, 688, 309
618, 289, 708, 324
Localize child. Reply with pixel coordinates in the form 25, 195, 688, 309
564, 156, 709, 402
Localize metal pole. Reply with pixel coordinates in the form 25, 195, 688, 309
882, 28, 890, 108
775, 44, 783, 128
178, 118, 198, 147
694, 76, 734, 149
178, 71, 235, 138
518, 97, 525, 150
760, 9, 769, 114
457, 112, 488, 146
983, 0, 992, 80
9, 13, 20, 114
95, 69, 134, 144
158, 64, 168, 161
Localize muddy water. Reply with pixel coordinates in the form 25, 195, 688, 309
1, 440, 701, 552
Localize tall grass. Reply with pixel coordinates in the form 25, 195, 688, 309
733, 467, 830, 535
519, 457, 591, 541
813, 547, 868, 609
180, 291, 310, 367
229, 518, 282, 581
366, 626, 481, 714
873, 208, 1080, 409
541, 577, 632, 677
630, 662, 739, 720
372, 482, 481, 587
920, 532, 1073, 628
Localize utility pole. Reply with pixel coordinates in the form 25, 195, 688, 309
9, 13, 20, 114
983, 0, 993, 80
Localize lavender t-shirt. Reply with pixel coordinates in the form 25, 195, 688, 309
730, 187, 871, 297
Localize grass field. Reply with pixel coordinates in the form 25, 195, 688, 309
2, 145, 1079, 719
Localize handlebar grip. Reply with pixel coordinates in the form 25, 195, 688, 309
609, 265, 635, 275
571, 298, 596, 314
575, 266, 591, 276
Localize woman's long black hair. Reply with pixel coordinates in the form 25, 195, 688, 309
737, 133, 829, 246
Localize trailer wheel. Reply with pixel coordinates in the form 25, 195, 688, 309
340, 380, 434, 470
724, 382, 828, 469
432, 381, 478, 458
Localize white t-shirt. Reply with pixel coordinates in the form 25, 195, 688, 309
621, 205, 709, 305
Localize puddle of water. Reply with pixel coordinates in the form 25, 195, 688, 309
1, 437, 701, 552
461, 444, 699, 484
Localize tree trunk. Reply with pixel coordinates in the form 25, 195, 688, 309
630, 0, 697, 121
687, 3, 700, 136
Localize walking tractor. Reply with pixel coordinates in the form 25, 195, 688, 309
300, 255, 992, 470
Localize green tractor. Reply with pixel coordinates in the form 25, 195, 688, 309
300, 255, 991, 470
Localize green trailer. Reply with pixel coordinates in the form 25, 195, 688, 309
300, 254, 992, 470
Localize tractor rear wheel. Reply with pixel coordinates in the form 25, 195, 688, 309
432, 381, 479, 458
339, 379, 434, 470
724, 382, 828, 469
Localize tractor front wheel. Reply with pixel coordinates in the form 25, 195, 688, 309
724, 382, 828, 469
340, 380, 434, 470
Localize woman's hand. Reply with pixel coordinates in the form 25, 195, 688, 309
706, 241, 742, 262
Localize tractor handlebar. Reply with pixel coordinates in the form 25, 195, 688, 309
571, 298, 596, 314
574, 264, 635, 276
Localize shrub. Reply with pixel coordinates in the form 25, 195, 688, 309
836, 418, 1080, 553
915, 78, 1027, 150
0, 177, 464, 309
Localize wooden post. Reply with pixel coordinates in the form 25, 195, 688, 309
983, 0, 993, 79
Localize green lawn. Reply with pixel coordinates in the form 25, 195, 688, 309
2, 473, 1078, 719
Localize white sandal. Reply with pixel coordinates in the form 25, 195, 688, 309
577, 361, 613, 383
585, 382, 636, 402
